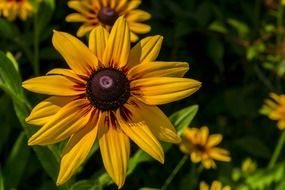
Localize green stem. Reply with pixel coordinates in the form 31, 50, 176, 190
33, 11, 40, 75
277, 0, 284, 43
268, 131, 285, 168
161, 155, 188, 190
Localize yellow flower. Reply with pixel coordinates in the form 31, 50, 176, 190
200, 181, 231, 190
261, 93, 285, 130
179, 126, 231, 169
22, 17, 201, 188
66, 0, 151, 42
241, 158, 256, 174
0, 0, 33, 21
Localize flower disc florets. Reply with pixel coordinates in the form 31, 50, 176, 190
98, 7, 119, 26
86, 68, 130, 111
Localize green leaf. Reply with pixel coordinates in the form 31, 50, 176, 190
169, 105, 199, 135
127, 150, 153, 175
36, 0, 55, 37
227, 18, 249, 38
69, 180, 102, 190
209, 21, 228, 34
0, 167, 4, 190
139, 188, 160, 190
0, 51, 65, 187
0, 51, 22, 96
245, 162, 285, 189
3, 132, 31, 189
0, 18, 18, 39
276, 176, 285, 190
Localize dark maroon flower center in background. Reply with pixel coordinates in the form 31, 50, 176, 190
86, 68, 130, 111
97, 7, 119, 26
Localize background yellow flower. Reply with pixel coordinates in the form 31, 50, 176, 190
261, 93, 285, 130
66, 0, 151, 41
179, 126, 231, 169
200, 181, 231, 190
0, 0, 33, 21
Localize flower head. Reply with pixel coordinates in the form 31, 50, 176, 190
179, 126, 231, 169
200, 181, 231, 190
241, 158, 256, 174
261, 93, 285, 129
66, 0, 151, 42
22, 17, 201, 188
0, 0, 33, 21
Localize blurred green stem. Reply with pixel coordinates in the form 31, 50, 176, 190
161, 155, 188, 190
33, 11, 40, 75
277, 0, 284, 43
268, 131, 285, 168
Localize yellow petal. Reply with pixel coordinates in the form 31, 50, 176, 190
211, 181, 223, 190
202, 158, 216, 169
206, 134, 222, 148
52, 30, 98, 76
223, 186, 231, 190
130, 32, 139, 42
131, 77, 201, 105
116, 0, 128, 12
65, 13, 87, 22
208, 148, 231, 162
199, 127, 209, 145
98, 112, 130, 188
67, 0, 94, 16
57, 110, 100, 185
22, 75, 85, 96
103, 16, 130, 68
26, 96, 75, 126
130, 100, 180, 143
121, 0, 141, 13
191, 151, 202, 163
89, 26, 109, 63
128, 61, 189, 80
200, 181, 209, 190
277, 120, 285, 129
127, 35, 163, 68
28, 99, 92, 145
126, 10, 151, 21
77, 24, 97, 37
47, 68, 86, 83
117, 103, 164, 163
129, 22, 151, 33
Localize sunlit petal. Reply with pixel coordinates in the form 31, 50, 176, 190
98, 112, 130, 188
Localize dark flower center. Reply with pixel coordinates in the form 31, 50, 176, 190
195, 144, 206, 152
86, 68, 130, 111
97, 7, 119, 26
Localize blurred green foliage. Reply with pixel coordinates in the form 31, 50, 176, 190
2, 0, 285, 189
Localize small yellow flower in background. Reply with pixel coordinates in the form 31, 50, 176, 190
200, 181, 231, 190
66, 0, 151, 42
241, 158, 256, 174
179, 126, 231, 169
261, 93, 285, 129
0, 0, 33, 21
22, 17, 201, 188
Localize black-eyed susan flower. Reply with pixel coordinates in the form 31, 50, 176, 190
22, 17, 201, 188
200, 181, 231, 190
66, 0, 151, 41
261, 93, 285, 130
179, 126, 231, 169
0, 0, 33, 21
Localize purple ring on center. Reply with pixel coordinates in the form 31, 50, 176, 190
99, 75, 113, 88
